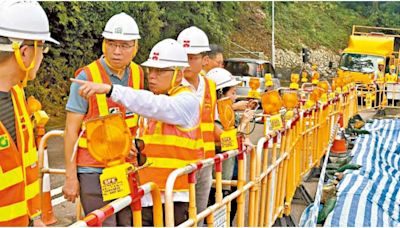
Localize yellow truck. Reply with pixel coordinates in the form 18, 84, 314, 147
338, 25, 400, 84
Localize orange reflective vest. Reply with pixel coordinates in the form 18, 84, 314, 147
76, 59, 144, 167
0, 85, 42, 226
138, 86, 203, 191
201, 77, 217, 158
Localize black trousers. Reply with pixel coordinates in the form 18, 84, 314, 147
141, 202, 188, 226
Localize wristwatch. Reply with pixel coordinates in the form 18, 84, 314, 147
106, 84, 114, 98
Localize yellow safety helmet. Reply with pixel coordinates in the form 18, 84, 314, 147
390, 65, 395, 70
378, 60, 385, 66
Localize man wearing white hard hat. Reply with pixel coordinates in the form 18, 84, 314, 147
177, 26, 218, 225
71, 38, 202, 226
63, 12, 144, 226
0, 0, 58, 226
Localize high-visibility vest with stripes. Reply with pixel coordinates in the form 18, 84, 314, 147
0, 85, 43, 226
138, 86, 203, 191
200, 77, 217, 158
76, 59, 144, 167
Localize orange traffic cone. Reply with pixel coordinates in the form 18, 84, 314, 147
338, 113, 344, 129
331, 113, 348, 155
331, 138, 347, 154
41, 149, 57, 225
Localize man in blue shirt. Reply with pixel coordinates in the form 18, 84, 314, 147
62, 13, 144, 226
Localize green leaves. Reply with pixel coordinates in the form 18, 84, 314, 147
28, 2, 240, 127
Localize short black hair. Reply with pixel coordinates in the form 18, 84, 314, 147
216, 87, 231, 99
205, 44, 223, 59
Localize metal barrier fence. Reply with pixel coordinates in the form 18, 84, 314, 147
356, 82, 400, 113
56, 84, 359, 227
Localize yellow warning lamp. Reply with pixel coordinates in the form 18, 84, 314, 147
304, 88, 321, 109
217, 97, 235, 130
318, 81, 329, 103
310, 88, 322, 102
216, 97, 238, 151
85, 113, 132, 167
262, 90, 283, 132
311, 71, 320, 85
261, 90, 283, 115
335, 77, 344, 93
289, 73, 300, 89
282, 91, 299, 110
282, 90, 298, 120
27, 96, 49, 126
342, 76, 351, 92
317, 81, 330, 93
247, 77, 261, 98
329, 78, 337, 99
264, 73, 273, 87
301, 70, 308, 83
85, 114, 137, 201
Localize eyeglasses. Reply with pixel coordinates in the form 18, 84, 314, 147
106, 42, 134, 51
148, 68, 176, 76
26, 43, 50, 54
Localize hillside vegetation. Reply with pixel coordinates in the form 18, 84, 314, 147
26, 2, 399, 127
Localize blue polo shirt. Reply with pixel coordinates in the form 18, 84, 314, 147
66, 57, 131, 114
66, 56, 132, 173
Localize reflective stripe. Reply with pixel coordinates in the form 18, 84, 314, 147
129, 63, 140, 128
201, 122, 214, 132
23, 148, 38, 167
203, 142, 215, 151
29, 211, 41, 220
130, 62, 140, 90
78, 138, 87, 148
0, 201, 27, 222
25, 180, 39, 200
146, 157, 198, 169
142, 134, 203, 150
126, 116, 138, 128
12, 86, 35, 152
88, 63, 109, 117
0, 166, 24, 191
95, 94, 108, 117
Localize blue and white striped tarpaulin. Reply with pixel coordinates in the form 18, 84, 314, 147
324, 119, 400, 227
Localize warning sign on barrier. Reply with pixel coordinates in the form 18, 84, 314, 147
100, 163, 131, 201
270, 114, 283, 131
213, 205, 227, 227
220, 129, 238, 151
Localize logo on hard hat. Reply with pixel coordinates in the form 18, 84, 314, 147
152, 52, 159, 61
114, 27, 123, 34
183, 40, 191, 48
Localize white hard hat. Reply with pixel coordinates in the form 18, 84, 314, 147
102, 13, 141, 41
206, 68, 241, 90
177, 26, 211, 54
142, 38, 189, 69
0, 0, 59, 44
